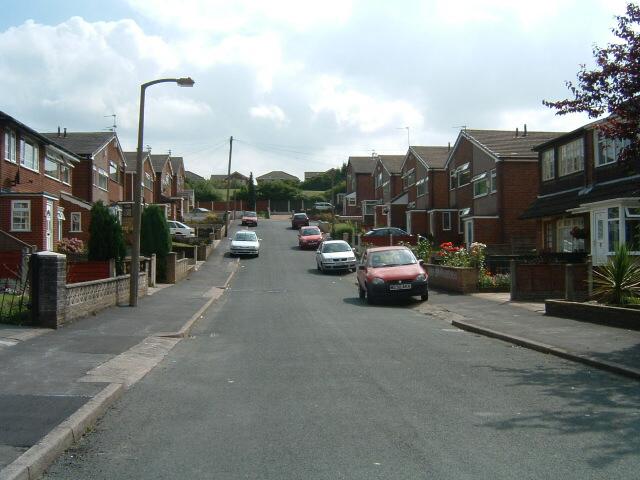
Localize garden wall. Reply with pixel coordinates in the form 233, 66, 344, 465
426, 264, 479, 294
510, 262, 589, 301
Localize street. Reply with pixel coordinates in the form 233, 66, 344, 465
44, 219, 640, 479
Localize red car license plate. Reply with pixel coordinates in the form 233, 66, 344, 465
390, 283, 412, 291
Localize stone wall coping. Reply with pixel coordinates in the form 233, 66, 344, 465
64, 272, 145, 290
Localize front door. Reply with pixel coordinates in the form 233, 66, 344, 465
593, 210, 608, 265
45, 200, 54, 251
406, 211, 412, 234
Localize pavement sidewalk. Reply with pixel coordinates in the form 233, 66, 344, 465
0, 231, 239, 480
419, 290, 640, 380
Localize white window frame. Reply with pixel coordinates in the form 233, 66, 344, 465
541, 149, 555, 181
109, 160, 119, 182
57, 208, 65, 242
60, 164, 71, 185
70, 212, 82, 232
556, 217, 585, 253
144, 172, 153, 190
11, 200, 31, 232
442, 211, 451, 231
558, 138, 584, 177
457, 163, 471, 187
97, 167, 108, 190
416, 178, 427, 197
348, 196, 356, 207
4, 130, 17, 163
472, 172, 489, 198
44, 155, 60, 180
490, 168, 497, 193
20, 139, 39, 172
595, 130, 631, 167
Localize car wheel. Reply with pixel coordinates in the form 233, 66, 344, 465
421, 291, 429, 302
366, 286, 376, 305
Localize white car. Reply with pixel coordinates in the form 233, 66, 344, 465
316, 240, 356, 273
167, 220, 195, 237
313, 202, 334, 211
230, 230, 260, 257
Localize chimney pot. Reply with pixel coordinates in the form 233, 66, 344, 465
57, 126, 60, 137
448, 142, 451, 152
515, 127, 519, 137
63, 128, 67, 138
524, 124, 527, 136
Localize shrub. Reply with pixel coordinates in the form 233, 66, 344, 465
56, 238, 85, 255
592, 243, 640, 305
438, 242, 486, 268
332, 222, 355, 243
141, 205, 171, 280
411, 238, 434, 262
88, 201, 126, 273
478, 271, 511, 289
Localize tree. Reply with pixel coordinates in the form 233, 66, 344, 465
543, 2, 640, 163
87, 201, 126, 273
257, 180, 302, 200
185, 178, 223, 202
247, 172, 256, 210
141, 205, 171, 281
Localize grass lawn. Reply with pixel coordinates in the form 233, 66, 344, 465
0, 293, 31, 325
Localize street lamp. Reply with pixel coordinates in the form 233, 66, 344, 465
129, 77, 194, 306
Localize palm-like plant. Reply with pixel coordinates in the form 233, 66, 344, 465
592, 244, 640, 305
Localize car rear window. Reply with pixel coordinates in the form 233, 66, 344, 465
294, 214, 307, 219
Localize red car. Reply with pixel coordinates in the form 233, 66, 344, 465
298, 226, 323, 249
241, 211, 258, 227
356, 246, 428, 304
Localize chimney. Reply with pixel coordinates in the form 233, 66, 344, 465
523, 124, 527, 136
515, 127, 519, 138
63, 128, 67, 138
57, 126, 60, 137
448, 142, 451, 152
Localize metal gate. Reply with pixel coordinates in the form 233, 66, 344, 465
0, 251, 31, 324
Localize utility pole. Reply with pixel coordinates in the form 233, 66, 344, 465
225, 136, 233, 237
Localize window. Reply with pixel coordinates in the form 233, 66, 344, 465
362, 200, 379, 215
162, 172, 172, 190
109, 161, 119, 182
403, 169, 415, 189
416, 178, 427, 197
4, 130, 16, 162
11, 200, 30, 231
557, 217, 585, 252
490, 169, 497, 193
45, 156, 60, 179
457, 163, 471, 186
94, 166, 108, 190
544, 221, 554, 250
57, 209, 65, 242
541, 149, 555, 181
348, 196, 356, 206
608, 207, 620, 253
625, 207, 640, 252
375, 171, 383, 188
449, 170, 457, 190
595, 131, 631, 167
20, 139, 38, 171
383, 181, 390, 199
144, 172, 153, 190
60, 164, 71, 184
458, 208, 469, 234
443, 212, 451, 231
558, 138, 584, 176
70, 212, 82, 232
472, 172, 489, 198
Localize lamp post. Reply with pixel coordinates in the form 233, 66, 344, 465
129, 77, 194, 306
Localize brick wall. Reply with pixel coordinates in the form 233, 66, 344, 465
498, 161, 539, 247
409, 210, 427, 236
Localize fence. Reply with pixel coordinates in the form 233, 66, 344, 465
0, 250, 31, 324
67, 260, 113, 283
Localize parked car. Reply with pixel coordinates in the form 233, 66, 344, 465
291, 212, 309, 229
229, 230, 260, 257
361, 227, 417, 246
356, 246, 428, 304
313, 201, 334, 211
241, 211, 258, 227
167, 220, 195, 237
298, 226, 324, 249
316, 240, 357, 273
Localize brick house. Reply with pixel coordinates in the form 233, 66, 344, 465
372, 155, 404, 228
210, 171, 248, 187
169, 156, 187, 220
522, 119, 640, 265
399, 146, 451, 239
344, 156, 377, 220
0, 111, 83, 251
150, 154, 180, 220
445, 128, 564, 253
123, 151, 155, 205
256, 170, 300, 184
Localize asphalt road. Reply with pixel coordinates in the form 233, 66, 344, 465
45, 219, 640, 479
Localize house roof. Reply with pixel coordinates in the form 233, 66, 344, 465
210, 171, 249, 182
169, 156, 184, 174
123, 151, 152, 173
149, 154, 172, 173
521, 176, 640, 219
409, 146, 450, 169
256, 170, 300, 181
348, 156, 376, 174
185, 171, 204, 182
41, 131, 115, 157
379, 155, 405, 174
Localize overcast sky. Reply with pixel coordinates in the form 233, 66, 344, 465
0, 0, 629, 179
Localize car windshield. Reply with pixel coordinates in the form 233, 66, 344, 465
234, 232, 257, 242
301, 228, 320, 235
244, 211, 257, 217
322, 243, 351, 253
369, 249, 416, 267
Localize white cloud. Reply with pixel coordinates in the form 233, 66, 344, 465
310, 75, 424, 134
250, 105, 288, 125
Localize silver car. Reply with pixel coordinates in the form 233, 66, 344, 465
316, 240, 356, 273
229, 230, 260, 257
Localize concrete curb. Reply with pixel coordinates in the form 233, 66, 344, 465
0, 383, 124, 480
158, 257, 239, 339
452, 319, 640, 381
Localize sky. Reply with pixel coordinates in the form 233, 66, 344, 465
0, 0, 630, 180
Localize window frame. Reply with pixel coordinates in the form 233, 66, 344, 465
109, 160, 119, 182
4, 130, 17, 163
541, 148, 555, 181
558, 138, 584, 177
11, 200, 31, 232
442, 211, 451, 231
472, 172, 489, 198
70, 212, 82, 232
20, 138, 39, 172
416, 178, 427, 197
44, 155, 60, 180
